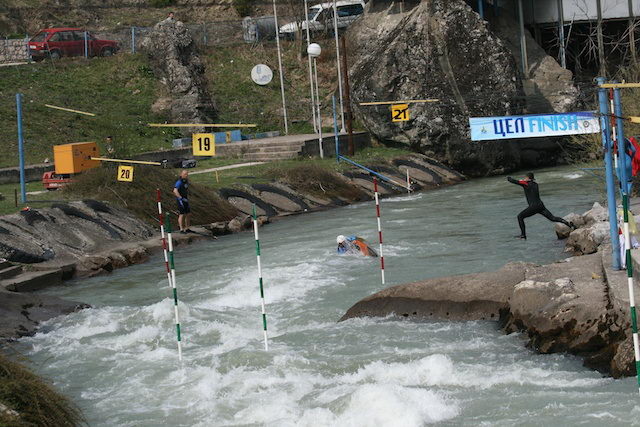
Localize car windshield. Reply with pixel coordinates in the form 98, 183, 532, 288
30, 31, 49, 42
308, 7, 321, 20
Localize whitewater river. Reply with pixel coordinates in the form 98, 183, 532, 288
17, 167, 640, 426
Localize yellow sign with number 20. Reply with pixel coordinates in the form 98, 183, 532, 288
117, 165, 134, 182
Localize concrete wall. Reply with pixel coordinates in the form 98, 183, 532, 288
301, 132, 371, 157
0, 38, 29, 63
517, 0, 639, 25
0, 163, 54, 185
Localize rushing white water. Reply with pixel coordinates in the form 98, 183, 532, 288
17, 167, 640, 426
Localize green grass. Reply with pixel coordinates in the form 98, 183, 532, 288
0, 54, 176, 168
0, 181, 64, 215
0, 352, 84, 427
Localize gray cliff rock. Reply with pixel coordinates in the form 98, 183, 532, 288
345, 0, 574, 176
141, 18, 217, 129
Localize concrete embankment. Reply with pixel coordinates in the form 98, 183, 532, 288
341, 202, 640, 377
0, 153, 465, 341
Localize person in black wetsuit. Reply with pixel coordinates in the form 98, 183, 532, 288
508, 172, 574, 239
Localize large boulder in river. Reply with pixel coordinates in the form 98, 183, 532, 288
141, 17, 217, 130
346, 0, 526, 176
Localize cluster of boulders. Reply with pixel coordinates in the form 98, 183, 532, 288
556, 202, 622, 255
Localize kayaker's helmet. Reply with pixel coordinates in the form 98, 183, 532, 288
337, 235, 346, 244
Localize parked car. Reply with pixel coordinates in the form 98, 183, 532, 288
42, 172, 72, 190
279, 0, 365, 39
29, 28, 119, 61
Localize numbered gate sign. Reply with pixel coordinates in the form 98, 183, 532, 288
192, 133, 215, 156
391, 104, 410, 122
117, 165, 134, 182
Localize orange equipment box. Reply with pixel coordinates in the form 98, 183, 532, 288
53, 142, 100, 174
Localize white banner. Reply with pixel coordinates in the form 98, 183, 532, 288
469, 112, 600, 141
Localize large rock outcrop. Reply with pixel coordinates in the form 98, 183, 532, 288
346, 0, 574, 176
341, 252, 632, 376
141, 18, 217, 129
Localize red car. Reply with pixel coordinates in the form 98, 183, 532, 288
42, 172, 72, 190
29, 28, 119, 61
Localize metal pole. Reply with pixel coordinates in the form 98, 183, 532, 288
596, 0, 606, 76
610, 90, 619, 170
406, 169, 411, 194
478, 0, 484, 19
16, 94, 26, 204
629, 0, 638, 65
332, 0, 346, 132
157, 189, 172, 289
596, 77, 621, 269
165, 213, 183, 360
614, 88, 630, 194
373, 177, 385, 286
333, 95, 339, 161
518, 0, 529, 77
622, 194, 640, 394
556, 0, 566, 68
314, 57, 324, 158
131, 26, 136, 54
340, 37, 355, 156
272, 0, 289, 135
84, 31, 89, 58
252, 205, 268, 351
304, 0, 318, 133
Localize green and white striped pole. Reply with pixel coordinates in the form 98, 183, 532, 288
252, 205, 268, 351
623, 194, 640, 394
166, 212, 183, 361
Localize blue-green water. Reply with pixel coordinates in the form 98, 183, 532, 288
18, 167, 640, 426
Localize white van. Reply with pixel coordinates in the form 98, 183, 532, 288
279, 0, 365, 39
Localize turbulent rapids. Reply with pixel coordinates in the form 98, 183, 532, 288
18, 167, 640, 426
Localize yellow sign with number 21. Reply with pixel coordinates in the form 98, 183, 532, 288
391, 104, 410, 122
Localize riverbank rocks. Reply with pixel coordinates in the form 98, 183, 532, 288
141, 17, 217, 131
341, 251, 632, 376
565, 223, 609, 255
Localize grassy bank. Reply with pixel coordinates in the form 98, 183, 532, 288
0, 352, 83, 426
0, 39, 347, 169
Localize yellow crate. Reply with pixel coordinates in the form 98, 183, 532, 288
54, 142, 100, 174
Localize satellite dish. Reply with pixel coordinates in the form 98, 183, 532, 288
251, 64, 273, 86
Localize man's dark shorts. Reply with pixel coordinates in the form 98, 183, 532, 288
177, 198, 191, 214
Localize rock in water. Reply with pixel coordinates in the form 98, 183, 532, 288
141, 18, 217, 129
347, 0, 534, 176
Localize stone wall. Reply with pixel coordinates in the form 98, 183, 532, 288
0, 38, 29, 63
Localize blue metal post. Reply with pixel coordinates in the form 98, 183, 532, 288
478, 0, 484, 18
131, 27, 136, 54
83, 31, 88, 58
614, 87, 629, 195
16, 93, 26, 204
333, 95, 339, 162
597, 77, 621, 269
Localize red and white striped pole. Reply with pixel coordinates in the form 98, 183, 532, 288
373, 177, 385, 286
156, 189, 172, 288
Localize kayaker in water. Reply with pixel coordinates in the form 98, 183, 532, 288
508, 172, 574, 240
337, 235, 378, 257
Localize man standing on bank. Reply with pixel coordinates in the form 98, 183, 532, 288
173, 170, 192, 234
508, 172, 574, 240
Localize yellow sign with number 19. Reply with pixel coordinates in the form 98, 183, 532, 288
192, 133, 216, 156
117, 165, 134, 182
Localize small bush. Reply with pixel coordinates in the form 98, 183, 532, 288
233, 0, 256, 17
149, 0, 175, 8
0, 352, 84, 427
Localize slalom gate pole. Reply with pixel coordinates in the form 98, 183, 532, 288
252, 205, 268, 351
406, 169, 411, 194
156, 189, 172, 288
166, 213, 183, 361
623, 188, 640, 394
373, 178, 386, 286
